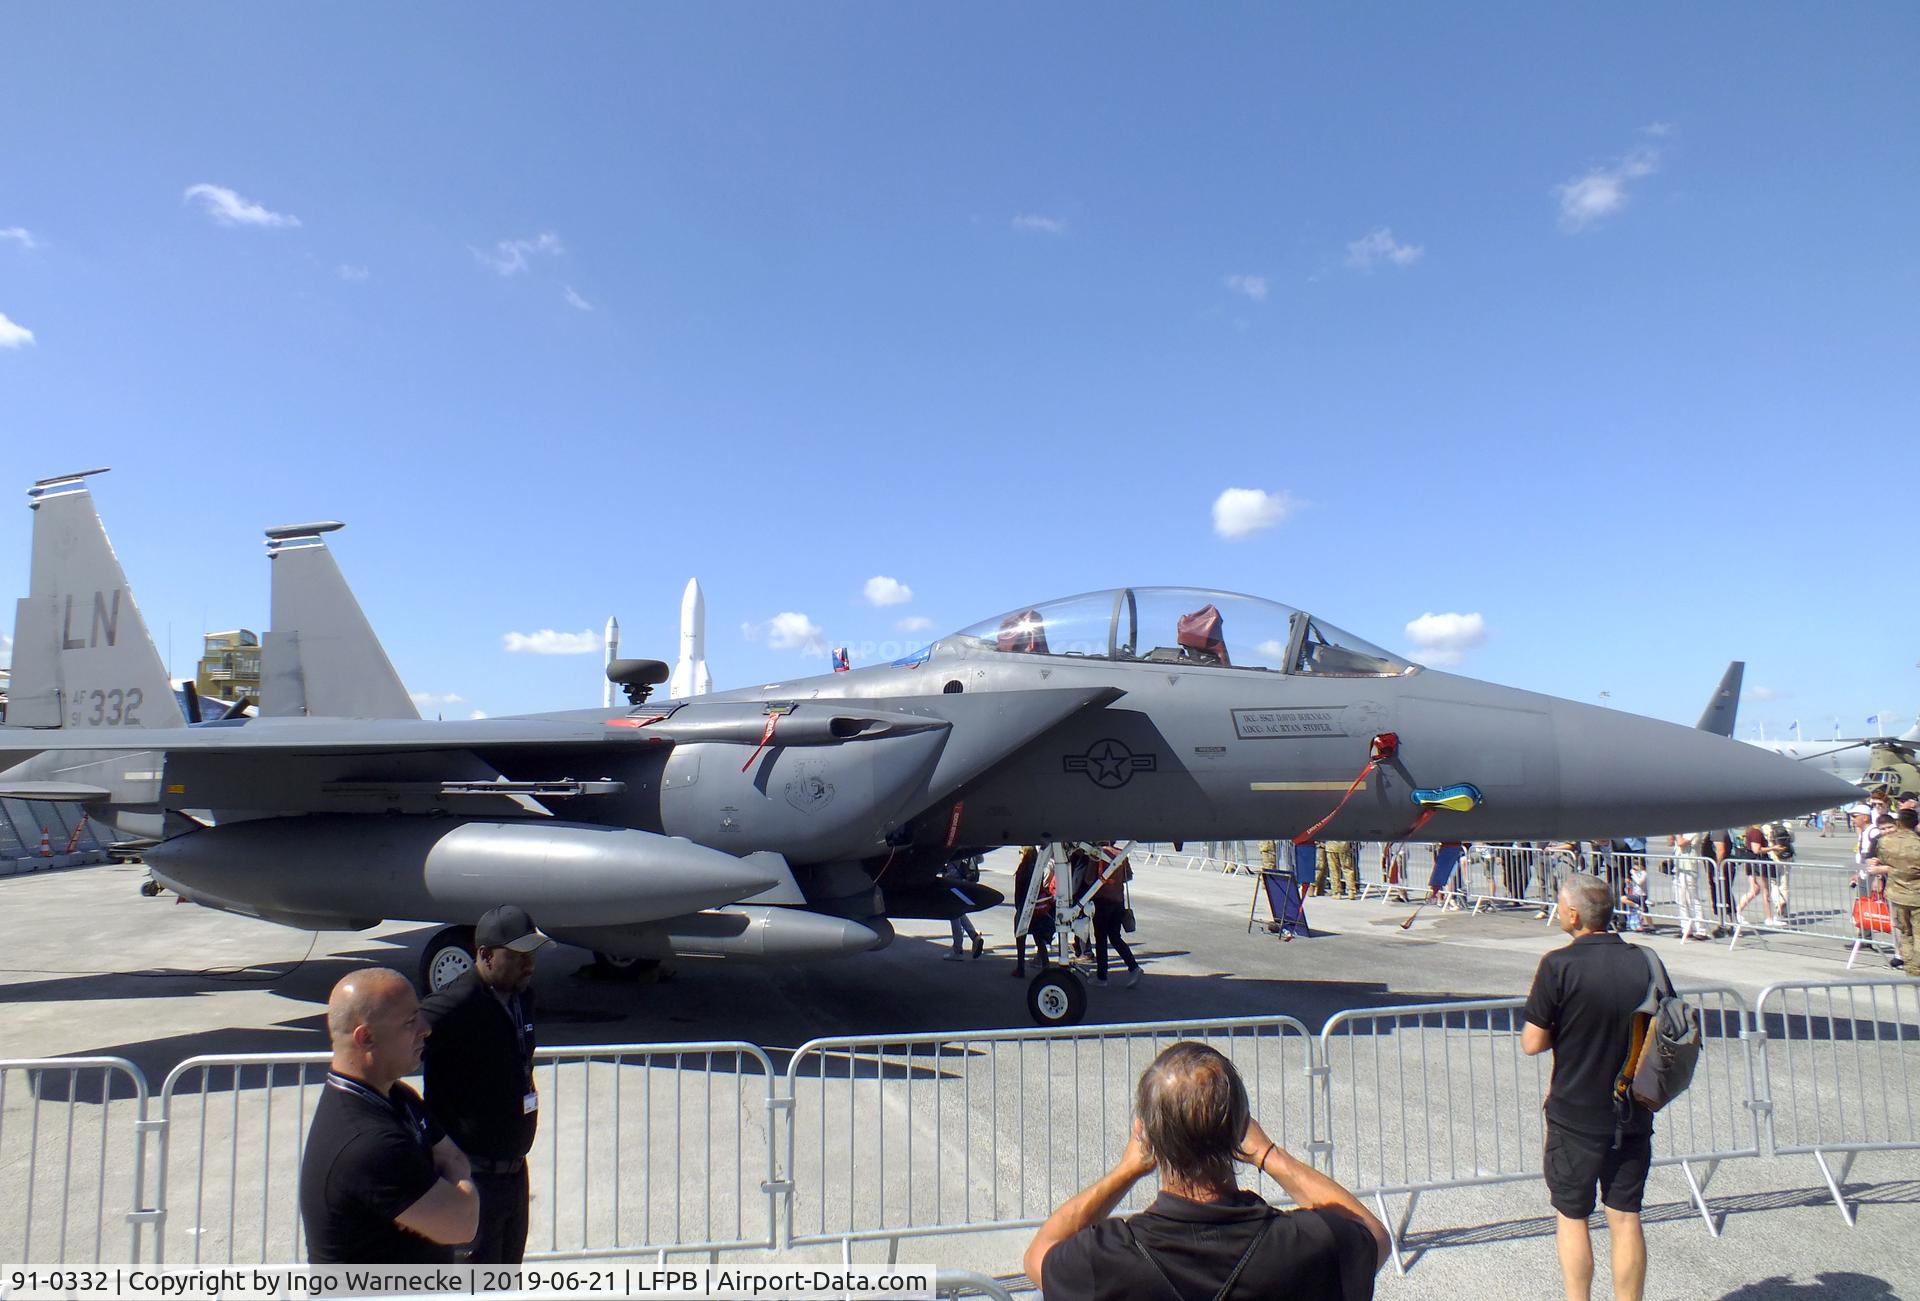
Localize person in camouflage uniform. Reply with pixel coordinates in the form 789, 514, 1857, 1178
1322, 841, 1359, 899
1866, 808, 1920, 974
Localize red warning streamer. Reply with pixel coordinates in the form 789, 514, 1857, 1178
740, 712, 781, 772
1291, 734, 1412, 846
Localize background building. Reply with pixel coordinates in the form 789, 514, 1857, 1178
195, 629, 261, 703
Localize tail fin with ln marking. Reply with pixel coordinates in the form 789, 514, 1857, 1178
8, 469, 181, 731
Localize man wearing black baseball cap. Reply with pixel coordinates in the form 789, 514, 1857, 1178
420, 905, 550, 1263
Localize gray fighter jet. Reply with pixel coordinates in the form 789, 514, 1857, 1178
2, 473, 1858, 1023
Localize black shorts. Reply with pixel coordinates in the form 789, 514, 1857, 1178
1543, 1124, 1651, 1219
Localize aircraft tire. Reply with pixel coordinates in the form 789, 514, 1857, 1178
1026, 964, 1087, 1027
420, 925, 478, 995
591, 952, 662, 982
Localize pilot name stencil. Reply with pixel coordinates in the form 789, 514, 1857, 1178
1233, 707, 1349, 739
1064, 738, 1157, 789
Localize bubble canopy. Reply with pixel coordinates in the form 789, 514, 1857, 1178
944, 588, 1419, 677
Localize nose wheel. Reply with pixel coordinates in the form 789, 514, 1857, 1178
1026, 964, 1088, 1027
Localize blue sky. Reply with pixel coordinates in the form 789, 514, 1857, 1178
2, 5, 1915, 735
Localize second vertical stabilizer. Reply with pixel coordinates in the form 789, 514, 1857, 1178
261, 523, 420, 719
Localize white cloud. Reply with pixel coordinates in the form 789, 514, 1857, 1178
1224, 274, 1269, 302
1257, 638, 1289, 661
473, 231, 563, 276
0, 311, 34, 348
1556, 145, 1661, 232
410, 691, 467, 708
183, 183, 301, 228
863, 576, 913, 607
502, 628, 601, 655
468, 709, 489, 720
1211, 487, 1297, 540
1011, 214, 1067, 235
0, 227, 35, 251
745, 612, 826, 655
1404, 611, 1487, 666
1345, 227, 1424, 271
1642, 122, 1674, 137
1747, 686, 1785, 702
335, 263, 370, 282
896, 616, 934, 633
562, 285, 593, 311
0, 631, 11, 666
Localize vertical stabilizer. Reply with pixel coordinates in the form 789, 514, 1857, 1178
8, 470, 180, 729
1695, 661, 1744, 736
261, 523, 419, 719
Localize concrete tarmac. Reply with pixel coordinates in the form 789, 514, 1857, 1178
0, 846, 1913, 1298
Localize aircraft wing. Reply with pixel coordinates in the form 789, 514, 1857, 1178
0, 780, 115, 802
0, 717, 653, 764
879, 685, 1126, 809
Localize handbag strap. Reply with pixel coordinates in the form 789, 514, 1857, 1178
1118, 1213, 1272, 1301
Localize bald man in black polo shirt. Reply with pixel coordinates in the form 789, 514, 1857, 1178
1523, 873, 1654, 1301
299, 968, 478, 1263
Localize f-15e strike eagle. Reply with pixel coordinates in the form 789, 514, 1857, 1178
0, 470, 1857, 1022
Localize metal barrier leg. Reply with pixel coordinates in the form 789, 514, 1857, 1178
1371, 1192, 1405, 1277
1371, 1190, 1419, 1277
1813, 1150, 1860, 1227
1677, 1159, 1722, 1236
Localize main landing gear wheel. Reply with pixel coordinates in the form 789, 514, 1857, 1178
591, 952, 662, 982
420, 925, 477, 995
1026, 964, 1088, 1027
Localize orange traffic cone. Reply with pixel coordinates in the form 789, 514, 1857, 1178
38, 828, 53, 857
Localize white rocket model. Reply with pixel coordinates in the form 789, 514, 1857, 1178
602, 616, 620, 708
669, 578, 712, 699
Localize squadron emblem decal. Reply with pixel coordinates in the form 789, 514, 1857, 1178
1064, 738, 1158, 790
783, 761, 836, 814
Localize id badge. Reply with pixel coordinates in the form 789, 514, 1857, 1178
522, 1091, 538, 1115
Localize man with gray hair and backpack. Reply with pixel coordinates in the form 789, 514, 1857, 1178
1522, 871, 1695, 1301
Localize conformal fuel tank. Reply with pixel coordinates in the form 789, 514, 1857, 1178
143, 815, 781, 930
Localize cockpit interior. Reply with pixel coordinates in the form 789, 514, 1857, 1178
942, 588, 1419, 677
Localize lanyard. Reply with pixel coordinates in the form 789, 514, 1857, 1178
328, 1072, 432, 1152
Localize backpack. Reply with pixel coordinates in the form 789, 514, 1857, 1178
1616, 948, 1702, 1114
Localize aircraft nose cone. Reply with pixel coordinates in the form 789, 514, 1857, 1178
1550, 700, 1861, 835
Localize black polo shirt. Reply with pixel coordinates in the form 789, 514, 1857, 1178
298, 1073, 452, 1264
420, 971, 538, 1162
1039, 1191, 1378, 1301
1524, 932, 1654, 1139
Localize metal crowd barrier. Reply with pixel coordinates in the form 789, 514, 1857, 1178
1134, 845, 1259, 875
8, 978, 1917, 1273
1315, 986, 1758, 1273
0, 1057, 152, 1263
152, 1043, 776, 1264
779, 1015, 1316, 1256
1752, 979, 1920, 1225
